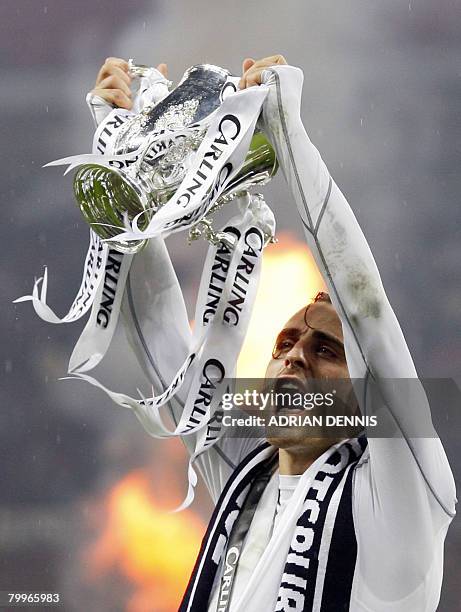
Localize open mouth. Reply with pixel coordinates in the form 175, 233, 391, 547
272, 377, 308, 412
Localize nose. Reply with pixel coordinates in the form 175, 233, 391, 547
284, 340, 309, 373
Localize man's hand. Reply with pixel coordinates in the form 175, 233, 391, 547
90, 57, 168, 110
238, 55, 287, 90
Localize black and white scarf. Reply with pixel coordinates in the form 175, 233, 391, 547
180, 436, 367, 612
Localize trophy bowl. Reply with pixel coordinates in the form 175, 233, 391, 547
73, 64, 278, 253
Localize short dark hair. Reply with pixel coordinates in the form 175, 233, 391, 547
312, 291, 331, 304
303, 291, 332, 327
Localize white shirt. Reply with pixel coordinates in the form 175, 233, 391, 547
207, 471, 303, 612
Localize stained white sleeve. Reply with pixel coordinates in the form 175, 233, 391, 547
260, 65, 456, 528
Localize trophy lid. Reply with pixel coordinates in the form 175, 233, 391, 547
179, 63, 232, 82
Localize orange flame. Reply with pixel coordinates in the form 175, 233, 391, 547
84, 468, 205, 612
238, 232, 325, 377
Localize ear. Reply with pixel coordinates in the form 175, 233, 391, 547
241, 58, 255, 74
156, 63, 168, 78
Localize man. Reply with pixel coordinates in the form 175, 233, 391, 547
88, 55, 456, 611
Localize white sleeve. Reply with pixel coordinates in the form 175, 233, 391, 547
85, 93, 113, 128
85, 68, 195, 444
260, 65, 456, 523
85, 66, 256, 501
121, 238, 261, 503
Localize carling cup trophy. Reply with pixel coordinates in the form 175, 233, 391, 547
73, 61, 278, 253
16, 61, 280, 509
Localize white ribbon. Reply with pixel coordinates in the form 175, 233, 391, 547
14, 230, 107, 324
44, 124, 207, 176
70, 194, 273, 431
68, 249, 134, 373
68, 193, 275, 509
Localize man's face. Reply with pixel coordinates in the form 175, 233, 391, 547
264, 301, 353, 451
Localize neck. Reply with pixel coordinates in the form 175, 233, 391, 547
278, 439, 336, 475
278, 447, 319, 475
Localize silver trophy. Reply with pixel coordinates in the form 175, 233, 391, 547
74, 62, 278, 253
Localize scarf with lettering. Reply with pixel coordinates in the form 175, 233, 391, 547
180, 436, 367, 612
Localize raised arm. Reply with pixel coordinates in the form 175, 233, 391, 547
85, 57, 193, 429
245, 60, 456, 519
85, 58, 257, 502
